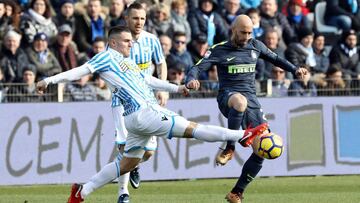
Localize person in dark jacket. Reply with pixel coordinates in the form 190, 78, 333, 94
260, 0, 295, 47
0, 30, 33, 83
329, 29, 360, 80
325, 0, 360, 31
187, 0, 228, 46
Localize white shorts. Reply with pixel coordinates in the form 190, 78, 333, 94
113, 105, 157, 151
123, 105, 190, 158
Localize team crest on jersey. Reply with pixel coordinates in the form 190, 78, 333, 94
118, 61, 130, 72
251, 50, 258, 59
113, 88, 118, 93
204, 50, 211, 58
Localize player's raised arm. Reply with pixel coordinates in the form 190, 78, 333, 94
185, 46, 217, 90
36, 64, 91, 94
143, 74, 189, 96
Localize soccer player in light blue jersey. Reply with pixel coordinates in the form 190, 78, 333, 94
37, 26, 268, 203
110, 3, 169, 202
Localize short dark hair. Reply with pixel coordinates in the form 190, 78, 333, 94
92, 36, 106, 44
126, 2, 145, 15
108, 26, 131, 38
173, 31, 186, 39
246, 8, 260, 16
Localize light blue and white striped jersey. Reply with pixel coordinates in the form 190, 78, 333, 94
111, 30, 165, 108
130, 30, 165, 76
87, 48, 158, 116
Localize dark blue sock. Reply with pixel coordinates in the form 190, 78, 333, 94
226, 108, 244, 148
232, 153, 264, 193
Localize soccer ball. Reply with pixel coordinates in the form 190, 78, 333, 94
252, 132, 283, 159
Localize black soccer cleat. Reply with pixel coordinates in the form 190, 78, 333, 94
118, 193, 130, 203
129, 167, 140, 189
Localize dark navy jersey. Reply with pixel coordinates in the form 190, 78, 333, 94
186, 39, 297, 94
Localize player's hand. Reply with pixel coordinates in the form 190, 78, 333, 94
156, 91, 169, 107
178, 85, 190, 96
295, 67, 308, 80
36, 80, 48, 95
186, 80, 200, 90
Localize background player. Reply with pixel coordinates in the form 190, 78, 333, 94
36, 26, 269, 203
186, 15, 307, 203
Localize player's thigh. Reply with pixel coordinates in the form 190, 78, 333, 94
125, 107, 189, 138
124, 132, 155, 159
242, 107, 267, 128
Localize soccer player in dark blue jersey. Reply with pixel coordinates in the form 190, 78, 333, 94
186, 15, 308, 203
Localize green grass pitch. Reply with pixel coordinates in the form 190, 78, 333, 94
0, 175, 359, 203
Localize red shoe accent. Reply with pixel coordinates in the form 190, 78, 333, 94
67, 184, 84, 203
239, 123, 269, 147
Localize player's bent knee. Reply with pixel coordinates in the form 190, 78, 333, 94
228, 93, 247, 112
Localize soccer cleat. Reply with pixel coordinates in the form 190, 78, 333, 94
129, 167, 140, 189
215, 146, 234, 166
67, 183, 84, 203
239, 123, 269, 147
225, 192, 244, 203
117, 193, 130, 203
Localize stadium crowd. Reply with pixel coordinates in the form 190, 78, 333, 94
1, 0, 360, 102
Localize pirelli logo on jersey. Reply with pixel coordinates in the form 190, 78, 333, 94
228, 64, 256, 74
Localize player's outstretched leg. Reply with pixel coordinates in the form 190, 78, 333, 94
129, 166, 140, 189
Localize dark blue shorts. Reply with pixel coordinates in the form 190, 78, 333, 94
217, 90, 267, 129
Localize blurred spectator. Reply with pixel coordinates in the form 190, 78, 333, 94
136, 0, 157, 35
260, 0, 295, 47
221, 0, 244, 28
20, 0, 58, 47
170, 0, 191, 44
288, 65, 317, 96
0, 67, 5, 102
0, 1, 8, 46
7, 67, 44, 102
17, 0, 30, 10
287, 0, 312, 40
187, 33, 208, 64
262, 28, 287, 79
247, 8, 264, 40
325, 0, 360, 31
240, 0, 261, 10
0, 0, 21, 44
285, 27, 316, 68
53, 0, 76, 33
0, 30, 33, 83
64, 74, 97, 101
318, 65, 349, 96
106, 0, 125, 27
51, 24, 78, 72
93, 73, 111, 100
87, 36, 106, 58
167, 31, 193, 74
329, 29, 360, 80
159, 34, 172, 57
201, 65, 219, 91
271, 66, 290, 97
167, 62, 185, 85
74, 0, 108, 52
188, 0, 228, 46
26, 32, 61, 80
312, 33, 330, 74
149, 3, 174, 36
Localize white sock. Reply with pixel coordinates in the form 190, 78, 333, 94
192, 124, 244, 142
81, 161, 120, 198
118, 172, 130, 196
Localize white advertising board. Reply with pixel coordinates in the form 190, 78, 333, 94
0, 97, 359, 185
